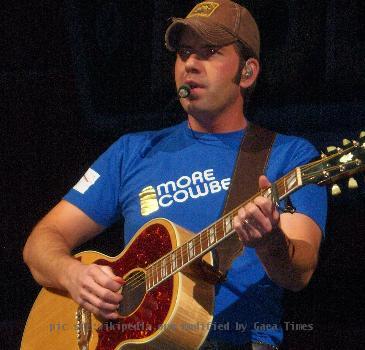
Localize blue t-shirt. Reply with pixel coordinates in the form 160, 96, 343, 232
64, 121, 327, 346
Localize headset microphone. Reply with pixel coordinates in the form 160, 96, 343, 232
177, 84, 191, 99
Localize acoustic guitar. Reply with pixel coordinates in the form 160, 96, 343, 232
21, 134, 365, 350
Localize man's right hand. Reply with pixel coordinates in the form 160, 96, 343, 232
23, 200, 125, 320
64, 262, 124, 320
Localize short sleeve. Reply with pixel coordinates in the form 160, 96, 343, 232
267, 135, 328, 235
63, 139, 124, 227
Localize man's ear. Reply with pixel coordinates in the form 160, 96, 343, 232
239, 58, 260, 88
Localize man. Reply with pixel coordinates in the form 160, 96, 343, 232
23, 1, 327, 349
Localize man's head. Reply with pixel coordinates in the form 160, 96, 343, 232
165, 0, 260, 61
165, 1, 260, 124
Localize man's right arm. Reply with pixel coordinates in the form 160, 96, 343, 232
23, 199, 123, 320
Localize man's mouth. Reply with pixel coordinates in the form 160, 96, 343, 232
185, 81, 203, 90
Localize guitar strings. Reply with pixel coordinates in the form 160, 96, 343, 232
123, 177, 291, 292
124, 165, 331, 292
123, 150, 360, 291
300, 143, 359, 173
301, 161, 363, 181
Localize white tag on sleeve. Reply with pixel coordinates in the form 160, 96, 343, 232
73, 168, 100, 194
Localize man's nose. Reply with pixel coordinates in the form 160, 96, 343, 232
184, 54, 202, 73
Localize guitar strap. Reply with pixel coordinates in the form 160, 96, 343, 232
203, 123, 277, 283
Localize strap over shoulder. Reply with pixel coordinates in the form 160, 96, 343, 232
213, 123, 277, 281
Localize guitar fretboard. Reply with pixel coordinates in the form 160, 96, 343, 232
145, 167, 302, 291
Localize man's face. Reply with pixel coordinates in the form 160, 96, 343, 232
174, 28, 242, 120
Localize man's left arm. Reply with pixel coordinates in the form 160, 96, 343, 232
233, 175, 323, 292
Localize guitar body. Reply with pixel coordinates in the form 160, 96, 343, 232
21, 218, 214, 350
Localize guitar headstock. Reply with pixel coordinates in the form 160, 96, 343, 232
300, 131, 365, 195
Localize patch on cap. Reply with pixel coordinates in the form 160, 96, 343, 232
187, 2, 220, 18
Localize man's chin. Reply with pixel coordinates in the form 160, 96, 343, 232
182, 97, 206, 112
184, 103, 205, 117
185, 105, 218, 121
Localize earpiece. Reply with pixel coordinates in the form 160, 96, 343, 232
242, 63, 253, 80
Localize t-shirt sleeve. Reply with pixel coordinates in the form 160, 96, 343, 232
63, 139, 124, 228
271, 136, 328, 236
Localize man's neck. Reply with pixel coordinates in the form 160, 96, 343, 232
187, 111, 248, 133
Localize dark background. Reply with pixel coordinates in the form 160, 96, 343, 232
1, 0, 365, 349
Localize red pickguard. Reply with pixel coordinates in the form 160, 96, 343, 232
94, 223, 173, 350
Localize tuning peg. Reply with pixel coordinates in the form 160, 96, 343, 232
327, 146, 337, 153
348, 177, 358, 189
331, 184, 341, 196
360, 131, 365, 138
342, 139, 351, 146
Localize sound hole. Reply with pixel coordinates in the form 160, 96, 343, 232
118, 270, 146, 317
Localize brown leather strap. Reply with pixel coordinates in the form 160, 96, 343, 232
224, 123, 277, 212
213, 123, 277, 279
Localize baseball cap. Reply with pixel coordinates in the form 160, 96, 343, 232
165, 0, 260, 58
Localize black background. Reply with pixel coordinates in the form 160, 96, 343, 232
1, 1, 365, 349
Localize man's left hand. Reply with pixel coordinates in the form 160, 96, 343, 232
233, 175, 280, 248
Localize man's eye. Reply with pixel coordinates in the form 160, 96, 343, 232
201, 47, 220, 58
208, 47, 219, 55
177, 46, 220, 60
177, 48, 192, 59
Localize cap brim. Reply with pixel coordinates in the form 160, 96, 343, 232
165, 17, 237, 51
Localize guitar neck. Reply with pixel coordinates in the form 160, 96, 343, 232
145, 167, 303, 291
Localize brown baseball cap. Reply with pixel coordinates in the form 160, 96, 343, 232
165, 0, 260, 58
